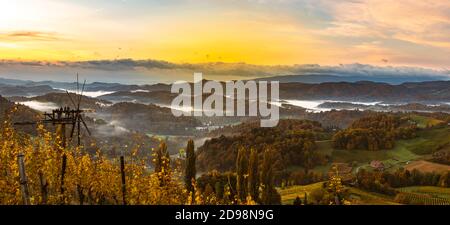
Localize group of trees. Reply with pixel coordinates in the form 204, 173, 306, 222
195, 171, 237, 204
356, 168, 450, 196
304, 109, 375, 129
333, 128, 396, 151
0, 96, 41, 135
281, 171, 325, 187
208, 119, 324, 137
333, 114, 417, 151
197, 119, 328, 174
194, 148, 281, 205
431, 150, 450, 165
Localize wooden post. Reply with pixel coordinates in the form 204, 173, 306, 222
77, 184, 84, 205
77, 115, 81, 146
60, 154, 67, 203
17, 153, 30, 205
38, 172, 48, 204
120, 156, 126, 205
61, 123, 66, 148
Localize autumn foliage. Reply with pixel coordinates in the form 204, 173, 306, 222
332, 114, 417, 151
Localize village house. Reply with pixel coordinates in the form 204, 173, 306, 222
370, 160, 385, 171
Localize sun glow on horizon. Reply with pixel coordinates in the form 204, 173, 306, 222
0, 0, 449, 68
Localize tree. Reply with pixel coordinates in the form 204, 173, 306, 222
260, 149, 281, 205
154, 141, 171, 186
332, 114, 417, 151
327, 165, 347, 205
247, 148, 259, 202
293, 196, 302, 205
236, 147, 249, 202
203, 184, 216, 204
154, 141, 168, 173
215, 181, 224, 199
303, 192, 308, 205
184, 139, 196, 193
439, 171, 450, 187
196, 119, 326, 174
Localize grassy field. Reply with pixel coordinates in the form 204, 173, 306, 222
407, 126, 450, 155
310, 125, 450, 174
278, 182, 325, 205
316, 139, 420, 163
346, 187, 399, 205
409, 115, 444, 128
279, 182, 399, 205
313, 139, 421, 173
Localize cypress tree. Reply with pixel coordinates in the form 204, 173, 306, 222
215, 181, 224, 199
247, 148, 259, 202
260, 149, 275, 204
303, 192, 308, 205
184, 139, 196, 193
236, 147, 249, 202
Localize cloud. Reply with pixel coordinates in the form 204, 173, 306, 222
317, 0, 450, 48
307, 63, 450, 79
0, 59, 448, 83
0, 31, 63, 42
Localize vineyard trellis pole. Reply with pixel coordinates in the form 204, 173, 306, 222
120, 155, 127, 205
13, 74, 92, 148
17, 153, 30, 205
12, 74, 92, 205
38, 171, 48, 204
60, 154, 67, 203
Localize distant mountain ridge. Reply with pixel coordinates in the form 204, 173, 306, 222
0, 77, 171, 96
279, 81, 450, 103
254, 74, 449, 84
1, 76, 449, 104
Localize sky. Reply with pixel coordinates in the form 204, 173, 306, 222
0, 0, 449, 82
0, 0, 450, 68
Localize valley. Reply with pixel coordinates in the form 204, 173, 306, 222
0, 77, 449, 205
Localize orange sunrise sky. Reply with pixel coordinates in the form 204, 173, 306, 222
0, 0, 449, 69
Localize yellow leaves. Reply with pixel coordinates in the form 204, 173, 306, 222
0, 115, 254, 205
245, 195, 256, 205
324, 165, 351, 205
